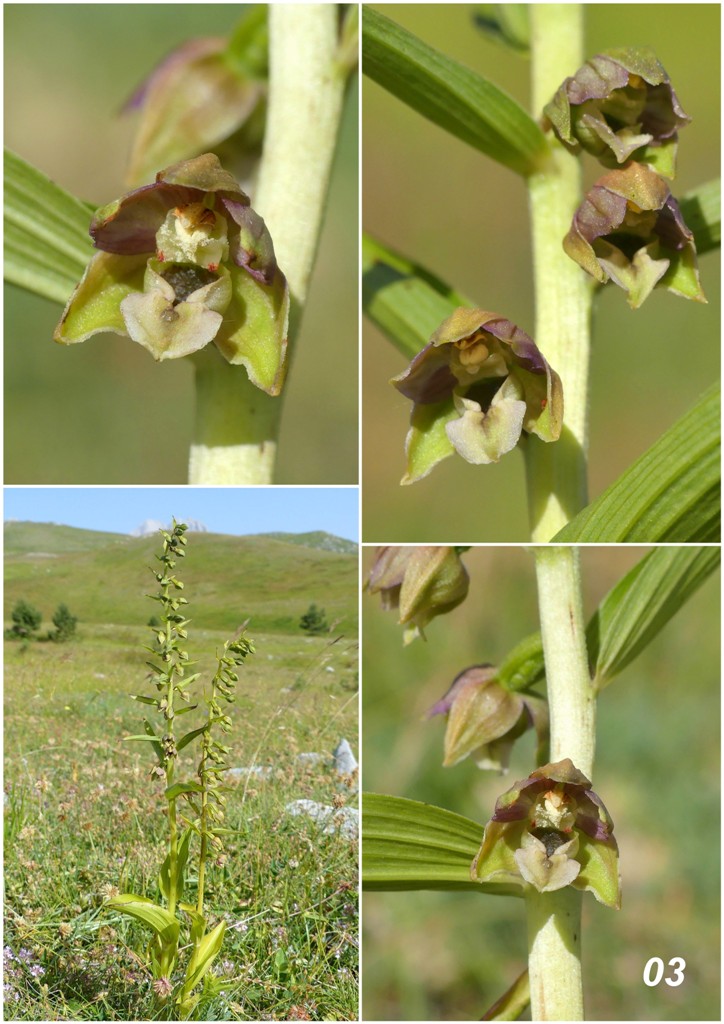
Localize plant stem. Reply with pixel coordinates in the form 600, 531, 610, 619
189, 348, 279, 485
529, 545, 595, 1021
188, 5, 348, 485
525, 4, 594, 542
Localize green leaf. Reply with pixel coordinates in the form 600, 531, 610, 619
362, 793, 521, 896
482, 969, 530, 1021
497, 631, 544, 693
178, 920, 227, 1009
130, 694, 159, 706
176, 725, 208, 752
679, 178, 720, 255
106, 894, 180, 947
159, 826, 194, 904
362, 8, 548, 176
165, 782, 204, 802
4, 148, 94, 305
473, 5, 530, 55
588, 546, 720, 690
362, 233, 468, 359
553, 385, 720, 542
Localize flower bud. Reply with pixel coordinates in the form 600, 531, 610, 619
391, 309, 563, 483
544, 47, 690, 177
427, 664, 548, 772
564, 162, 705, 308
123, 9, 268, 187
472, 758, 620, 908
54, 154, 289, 395
366, 546, 469, 644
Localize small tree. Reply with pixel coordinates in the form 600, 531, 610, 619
49, 604, 78, 643
6, 600, 42, 640
299, 603, 328, 635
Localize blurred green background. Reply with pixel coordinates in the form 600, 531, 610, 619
362, 4, 720, 541
362, 546, 720, 1020
5, 4, 358, 484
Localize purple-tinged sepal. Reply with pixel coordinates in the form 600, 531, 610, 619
564, 162, 706, 309
471, 758, 621, 908
366, 546, 469, 644
428, 664, 548, 773
544, 47, 690, 178
392, 309, 563, 484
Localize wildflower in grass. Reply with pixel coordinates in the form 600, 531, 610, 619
392, 309, 563, 481
55, 153, 289, 395
544, 48, 690, 176
29, 964, 45, 978
564, 162, 705, 308
366, 546, 469, 643
153, 976, 173, 999
428, 664, 548, 772
472, 758, 620, 908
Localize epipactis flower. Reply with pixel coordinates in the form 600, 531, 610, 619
564, 161, 706, 309
54, 154, 289, 395
544, 47, 690, 177
427, 664, 548, 772
471, 758, 620, 908
392, 309, 563, 484
366, 546, 469, 644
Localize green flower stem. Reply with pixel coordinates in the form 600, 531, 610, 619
525, 4, 594, 542
255, 4, 348, 307
530, 545, 595, 1021
189, 348, 279, 485
188, 5, 348, 484
162, 578, 180, 919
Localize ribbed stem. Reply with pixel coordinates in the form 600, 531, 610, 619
525, 4, 594, 541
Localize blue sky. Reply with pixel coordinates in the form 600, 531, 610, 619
4, 487, 359, 541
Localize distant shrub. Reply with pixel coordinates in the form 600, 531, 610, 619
299, 603, 328, 634
49, 604, 78, 643
5, 600, 42, 640
147, 614, 162, 628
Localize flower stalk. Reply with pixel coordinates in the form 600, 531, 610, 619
525, 4, 594, 541
189, 4, 351, 485
529, 545, 595, 1020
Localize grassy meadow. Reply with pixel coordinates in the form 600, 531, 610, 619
4, 524, 359, 1021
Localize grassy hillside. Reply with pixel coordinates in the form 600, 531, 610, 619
4, 522, 359, 635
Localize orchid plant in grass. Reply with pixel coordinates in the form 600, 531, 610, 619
105, 521, 254, 1019
363, 543, 719, 1020
362, 4, 719, 543
5, 5, 358, 484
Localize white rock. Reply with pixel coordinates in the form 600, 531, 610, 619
285, 799, 359, 839
227, 766, 273, 781
333, 738, 358, 776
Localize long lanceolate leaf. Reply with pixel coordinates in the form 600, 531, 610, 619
362, 8, 549, 177
498, 547, 719, 693
588, 546, 720, 690
553, 385, 720, 543
363, 234, 468, 359
4, 148, 94, 304
362, 792, 521, 896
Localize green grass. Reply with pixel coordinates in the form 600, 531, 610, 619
4, 531, 359, 1021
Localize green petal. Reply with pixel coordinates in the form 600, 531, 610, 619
213, 266, 289, 395
401, 398, 457, 484
660, 242, 707, 303
574, 835, 621, 909
54, 251, 146, 344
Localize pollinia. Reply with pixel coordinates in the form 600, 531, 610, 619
106, 521, 254, 1020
